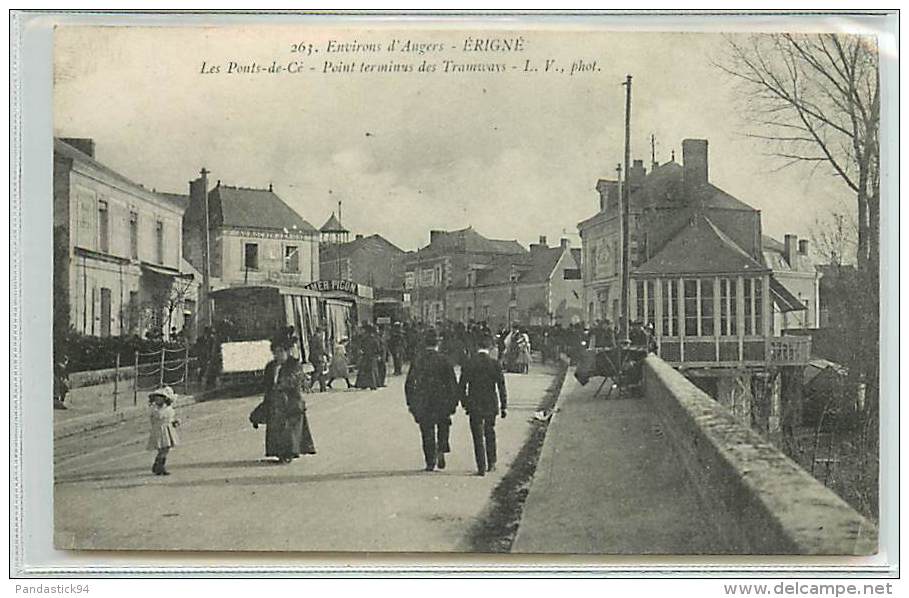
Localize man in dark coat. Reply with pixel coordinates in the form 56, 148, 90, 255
404, 328, 461, 471
260, 329, 316, 463
459, 333, 508, 476
388, 322, 406, 375
376, 327, 388, 387
308, 327, 328, 391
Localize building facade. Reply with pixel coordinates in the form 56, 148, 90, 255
54, 138, 198, 340
186, 182, 321, 290
577, 138, 811, 437
320, 232, 408, 322
319, 233, 406, 291
762, 234, 822, 333
403, 227, 526, 324
445, 237, 583, 329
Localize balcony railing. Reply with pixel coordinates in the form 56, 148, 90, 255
768, 335, 811, 366
656, 334, 811, 368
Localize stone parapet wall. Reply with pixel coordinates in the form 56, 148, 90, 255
642, 355, 877, 555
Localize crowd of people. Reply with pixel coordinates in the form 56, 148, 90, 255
145, 317, 660, 476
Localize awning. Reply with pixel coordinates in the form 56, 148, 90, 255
770, 276, 806, 313
141, 262, 194, 280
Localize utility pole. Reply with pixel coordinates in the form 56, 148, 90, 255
337, 199, 343, 280
198, 168, 212, 328
613, 161, 622, 323
621, 74, 632, 343
651, 133, 657, 169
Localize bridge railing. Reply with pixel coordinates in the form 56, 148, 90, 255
642, 354, 876, 555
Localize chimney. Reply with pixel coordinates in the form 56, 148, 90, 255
784, 234, 798, 267
268, 183, 273, 192
629, 159, 646, 189
60, 137, 95, 158
798, 239, 809, 255
430, 230, 444, 244
560, 238, 570, 249
356, 234, 364, 240
682, 139, 709, 190
539, 235, 548, 246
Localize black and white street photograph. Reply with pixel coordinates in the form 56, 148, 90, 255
29, 14, 893, 562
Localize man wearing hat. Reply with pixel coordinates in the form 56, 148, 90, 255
459, 332, 508, 476
404, 328, 461, 471
388, 321, 406, 376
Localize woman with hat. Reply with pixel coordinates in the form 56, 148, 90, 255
260, 327, 316, 463
147, 386, 180, 475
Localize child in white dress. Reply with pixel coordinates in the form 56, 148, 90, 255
147, 386, 180, 475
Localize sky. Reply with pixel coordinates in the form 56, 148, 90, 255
54, 24, 855, 253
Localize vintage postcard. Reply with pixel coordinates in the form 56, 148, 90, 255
47, 17, 887, 557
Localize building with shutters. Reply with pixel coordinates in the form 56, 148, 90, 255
445, 237, 583, 329
53, 137, 198, 340
403, 227, 526, 324
183, 180, 321, 291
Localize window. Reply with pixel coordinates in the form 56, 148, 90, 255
754, 278, 764, 335
284, 245, 299, 272
743, 278, 764, 336
483, 305, 490, 320
466, 305, 473, 322
646, 280, 656, 326
635, 280, 657, 327
98, 200, 110, 253
420, 268, 435, 287
683, 279, 699, 336
404, 271, 415, 290
155, 220, 165, 265
435, 265, 444, 287
244, 243, 259, 271
563, 268, 581, 280
589, 247, 597, 280
661, 279, 677, 336
700, 278, 715, 336
129, 211, 139, 259
719, 278, 737, 336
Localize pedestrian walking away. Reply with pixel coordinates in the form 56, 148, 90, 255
459, 334, 508, 476
147, 385, 180, 476
389, 321, 406, 375
404, 327, 461, 472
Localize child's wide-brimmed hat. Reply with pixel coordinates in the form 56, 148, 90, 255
149, 386, 177, 402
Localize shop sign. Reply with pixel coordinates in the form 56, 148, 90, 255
304, 279, 359, 294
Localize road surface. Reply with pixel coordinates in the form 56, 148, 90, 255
54, 363, 559, 552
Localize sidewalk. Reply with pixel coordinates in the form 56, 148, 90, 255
54, 387, 199, 440
511, 370, 733, 554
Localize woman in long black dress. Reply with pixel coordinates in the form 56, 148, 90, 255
261, 329, 316, 463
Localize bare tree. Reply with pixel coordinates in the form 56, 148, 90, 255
718, 33, 880, 274
810, 211, 858, 268
146, 276, 196, 341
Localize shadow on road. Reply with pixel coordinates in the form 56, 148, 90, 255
62, 466, 468, 489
